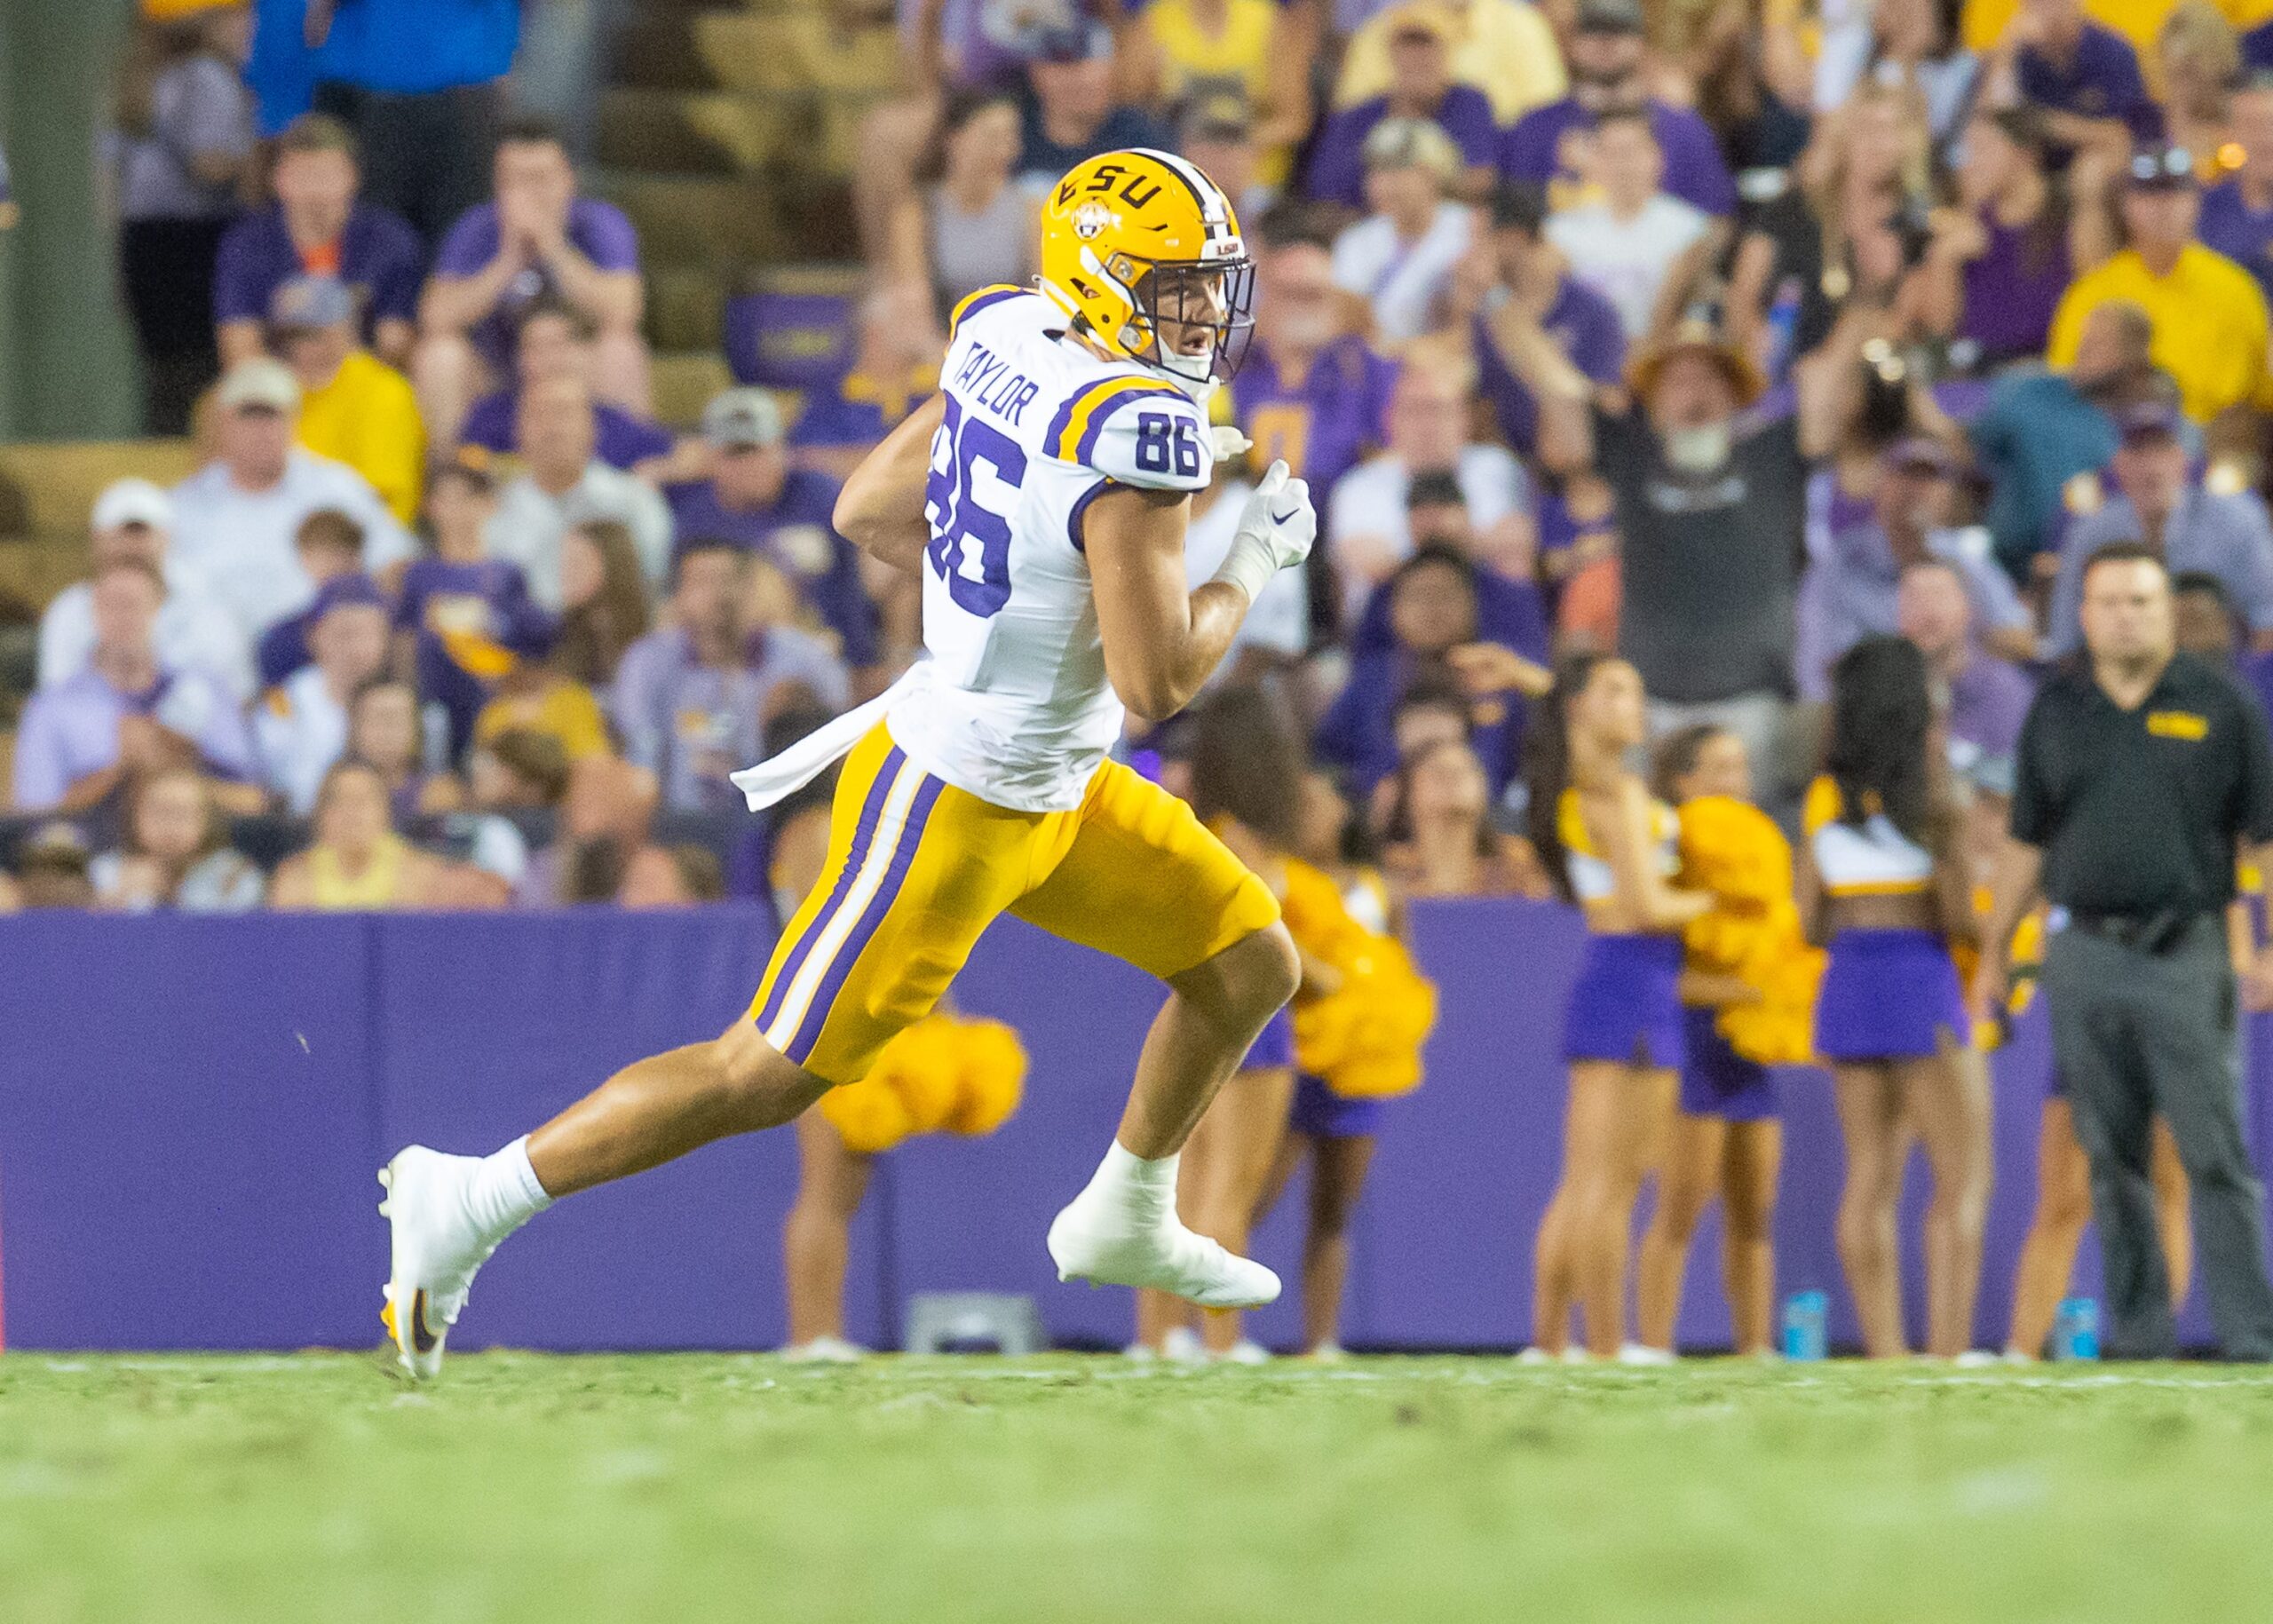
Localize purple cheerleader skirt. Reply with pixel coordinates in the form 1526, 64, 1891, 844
1562, 932, 1687, 1069
1813, 927, 1967, 1061
1678, 1004, 1778, 1121
1244, 1008, 1295, 1071
1288, 1072, 1386, 1138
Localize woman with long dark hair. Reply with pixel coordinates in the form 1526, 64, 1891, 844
887, 89, 1038, 327
1134, 687, 1322, 1363
1913, 107, 2076, 369
1524, 655, 1714, 1361
1802, 635, 1989, 1359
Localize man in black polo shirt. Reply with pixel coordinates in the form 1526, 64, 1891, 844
1976, 543, 2273, 1359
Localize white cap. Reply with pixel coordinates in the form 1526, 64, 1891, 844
91, 477, 175, 535
215, 356, 301, 414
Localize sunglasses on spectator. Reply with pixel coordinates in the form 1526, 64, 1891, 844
2126, 147, 2195, 186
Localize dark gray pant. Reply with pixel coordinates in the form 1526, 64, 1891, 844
2043, 915, 2273, 1359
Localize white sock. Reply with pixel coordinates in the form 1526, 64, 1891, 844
463, 1136, 553, 1243
1073, 1141, 1179, 1231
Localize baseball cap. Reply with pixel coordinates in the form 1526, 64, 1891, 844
701, 387, 785, 449
309, 572, 388, 621
1881, 435, 1957, 478
1575, 0, 1646, 34
1033, 17, 1113, 62
2126, 142, 2196, 188
433, 443, 497, 492
2116, 399, 2186, 443
91, 477, 174, 534
269, 274, 356, 331
215, 357, 301, 415
1361, 116, 1461, 179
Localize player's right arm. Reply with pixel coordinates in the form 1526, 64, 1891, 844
833, 393, 947, 574
1088, 459, 1316, 723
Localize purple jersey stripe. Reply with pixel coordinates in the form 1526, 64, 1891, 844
947, 283, 1024, 343
1042, 376, 1126, 463
782, 770, 949, 1066
753, 745, 906, 1032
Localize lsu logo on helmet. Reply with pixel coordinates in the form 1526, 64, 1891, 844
1039, 148, 1255, 391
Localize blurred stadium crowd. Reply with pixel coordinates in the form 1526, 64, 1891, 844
6, 0, 2273, 919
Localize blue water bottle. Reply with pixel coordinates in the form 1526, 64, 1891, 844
2053, 1297, 2101, 1360
1783, 1290, 1828, 1360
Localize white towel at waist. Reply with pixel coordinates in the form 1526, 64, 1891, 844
729, 664, 923, 812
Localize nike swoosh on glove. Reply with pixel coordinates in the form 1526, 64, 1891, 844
1235, 459, 1316, 570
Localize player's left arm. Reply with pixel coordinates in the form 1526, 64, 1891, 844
833, 393, 947, 574
1089, 459, 1316, 724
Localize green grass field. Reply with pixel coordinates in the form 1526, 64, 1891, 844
5, 1353, 2273, 1623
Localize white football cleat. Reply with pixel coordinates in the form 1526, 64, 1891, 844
1044, 1200, 1280, 1309
378, 1146, 500, 1382
1514, 1346, 1555, 1366
1617, 1343, 1677, 1367
1220, 1339, 1271, 1367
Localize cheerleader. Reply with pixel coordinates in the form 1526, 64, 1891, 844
1634, 725, 1786, 1359
1802, 636, 1990, 1360
1525, 654, 1715, 1361
1254, 771, 1405, 1359
1134, 688, 1322, 1363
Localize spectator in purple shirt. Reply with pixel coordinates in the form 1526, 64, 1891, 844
2001, 0, 2150, 153
1897, 555, 2035, 792
214, 114, 423, 371
2198, 75, 2273, 302
394, 451, 554, 757
1469, 182, 1627, 460
11, 559, 255, 816
666, 389, 882, 674
610, 543, 852, 815
1498, 0, 1737, 219
785, 281, 942, 484
2172, 570, 2273, 733
1316, 544, 1534, 801
1232, 208, 1398, 506
415, 116, 649, 452
1304, 8, 1496, 215
1915, 107, 2076, 368
456, 301, 677, 473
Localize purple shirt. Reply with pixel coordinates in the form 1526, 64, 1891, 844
1303, 86, 1499, 211
1231, 336, 1397, 507
2198, 179, 2273, 302
1472, 276, 1626, 457
1498, 99, 1738, 218
607, 625, 851, 813
461, 390, 677, 471
433, 198, 642, 368
2016, 25, 2149, 129
1945, 651, 2036, 782
212, 203, 425, 337
11, 666, 254, 812
665, 470, 881, 667
396, 555, 553, 754
1960, 213, 2070, 363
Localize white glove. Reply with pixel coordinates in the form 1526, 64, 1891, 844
1209, 424, 1253, 463
1212, 459, 1316, 606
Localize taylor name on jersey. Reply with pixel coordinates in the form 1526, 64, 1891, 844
884, 283, 1216, 815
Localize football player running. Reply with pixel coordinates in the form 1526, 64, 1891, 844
378, 149, 1318, 1377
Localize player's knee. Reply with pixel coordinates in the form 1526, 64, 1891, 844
1236, 921, 1302, 1016
710, 1024, 828, 1131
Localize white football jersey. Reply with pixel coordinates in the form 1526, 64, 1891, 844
886, 284, 1215, 812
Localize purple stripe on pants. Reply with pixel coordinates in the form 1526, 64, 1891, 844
754, 745, 906, 1033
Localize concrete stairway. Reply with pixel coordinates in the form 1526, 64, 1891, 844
596, 0, 895, 424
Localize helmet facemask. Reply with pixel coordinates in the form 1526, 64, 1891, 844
1103, 251, 1257, 394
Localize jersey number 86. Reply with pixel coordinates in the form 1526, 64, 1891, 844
925, 394, 1026, 618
